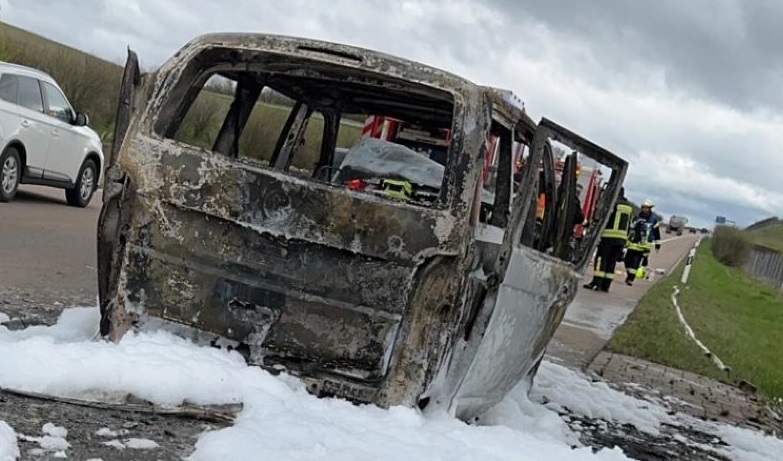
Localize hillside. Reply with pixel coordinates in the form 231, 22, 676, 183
745, 216, 781, 232
0, 21, 124, 139
745, 218, 783, 252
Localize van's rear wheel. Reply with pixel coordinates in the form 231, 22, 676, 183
66, 159, 97, 207
0, 147, 21, 203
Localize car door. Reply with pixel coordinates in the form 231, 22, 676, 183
39, 80, 85, 184
501, 118, 629, 272
441, 118, 629, 418
97, 48, 141, 332
0, 74, 50, 179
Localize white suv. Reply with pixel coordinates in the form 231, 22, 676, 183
0, 61, 104, 207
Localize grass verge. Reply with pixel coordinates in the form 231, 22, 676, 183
607, 239, 783, 400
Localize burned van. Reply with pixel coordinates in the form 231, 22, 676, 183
97, 33, 628, 421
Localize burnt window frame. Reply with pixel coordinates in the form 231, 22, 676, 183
145, 47, 468, 211
482, 116, 518, 229
478, 97, 539, 234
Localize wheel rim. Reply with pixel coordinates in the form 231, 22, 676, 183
79, 167, 94, 201
1, 156, 18, 195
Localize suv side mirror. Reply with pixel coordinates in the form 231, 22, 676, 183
74, 112, 90, 127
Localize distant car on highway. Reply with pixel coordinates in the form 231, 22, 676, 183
0, 61, 104, 206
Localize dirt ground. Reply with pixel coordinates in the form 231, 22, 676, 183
1, 185, 781, 460
0, 388, 234, 461
589, 352, 783, 436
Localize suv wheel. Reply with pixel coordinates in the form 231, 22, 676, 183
65, 158, 97, 208
0, 147, 21, 202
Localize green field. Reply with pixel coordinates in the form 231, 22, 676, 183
608, 239, 783, 400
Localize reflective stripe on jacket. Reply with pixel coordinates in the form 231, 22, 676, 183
601, 202, 633, 241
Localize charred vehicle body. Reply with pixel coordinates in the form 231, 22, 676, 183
97, 33, 628, 421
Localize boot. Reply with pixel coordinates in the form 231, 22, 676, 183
584, 274, 605, 290
583, 278, 599, 290
625, 272, 635, 286
599, 278, 612, 292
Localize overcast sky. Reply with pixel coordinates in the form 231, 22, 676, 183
2, 0, 781, 228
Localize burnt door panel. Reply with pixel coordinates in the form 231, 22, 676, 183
108, 49, 141, 170
529, 118, 629, 270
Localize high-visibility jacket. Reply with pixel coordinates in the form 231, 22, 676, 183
601, 201, 633, 241
381, 178, 412, 200
626, 213, 661, 252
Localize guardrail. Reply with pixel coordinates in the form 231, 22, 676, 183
744, 245, 783, 296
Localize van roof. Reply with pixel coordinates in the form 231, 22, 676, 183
483, 86, 538, 142
164, 33, 478, 97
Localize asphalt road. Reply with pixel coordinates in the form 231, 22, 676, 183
0, 185, 102, 308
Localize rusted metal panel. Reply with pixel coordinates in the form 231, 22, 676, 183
97, 32, 628, 422
120, 136, 460, 261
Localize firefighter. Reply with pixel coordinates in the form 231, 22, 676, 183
624, 198, 661, 286
583, 187, 633, 292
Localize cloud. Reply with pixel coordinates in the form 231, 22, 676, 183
625, 150, 781, 228
1, 0, 780, 228
487, 0, 783, 112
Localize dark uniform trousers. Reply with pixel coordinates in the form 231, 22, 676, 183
588, 237, 626, 291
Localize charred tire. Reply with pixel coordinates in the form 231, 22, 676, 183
65, 158, 97, 207
0, 146, 21, 203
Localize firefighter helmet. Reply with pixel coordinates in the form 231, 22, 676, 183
641, 199, 654, 208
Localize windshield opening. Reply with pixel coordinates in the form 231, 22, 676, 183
152, 47, 458, 208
